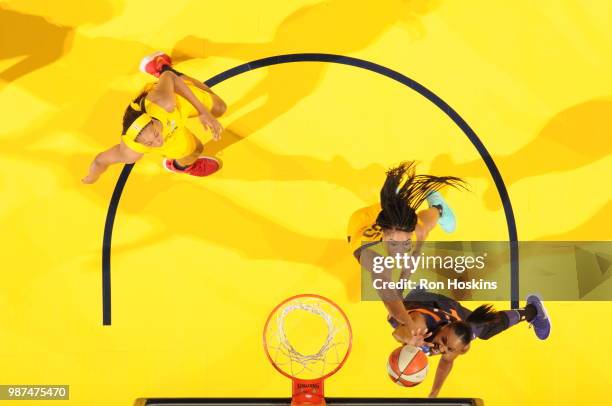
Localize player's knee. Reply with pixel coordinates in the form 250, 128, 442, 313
211, 98, 227, 117
193, 139, 204, 156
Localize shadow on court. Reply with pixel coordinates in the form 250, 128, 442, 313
95, 171, 362, 301
172, 0, 442, 153
538, 201, 612, 241
0, 0, 116, 87
430, 98, 612, 210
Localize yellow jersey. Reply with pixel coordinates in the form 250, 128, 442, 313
347, 203, 385, 260
122, 82, 214, 159
347, 203, 421, 261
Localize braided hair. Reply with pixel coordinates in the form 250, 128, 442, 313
121, 91, 148, 135
375, 161, 466, 232
449, 304, 498, 344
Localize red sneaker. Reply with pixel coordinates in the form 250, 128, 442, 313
139, 51, 173, 77
163, 158, 187, 174
162, 157, 220, 177
185, 156, 220, 177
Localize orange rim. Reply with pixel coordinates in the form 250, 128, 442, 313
262, 293, 352, 382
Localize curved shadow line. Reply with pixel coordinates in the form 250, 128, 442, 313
101, 53, 519, 325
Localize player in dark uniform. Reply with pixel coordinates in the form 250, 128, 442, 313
348, 161, 551, 397
391, 289, 551, 398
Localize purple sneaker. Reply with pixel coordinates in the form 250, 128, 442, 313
526, 294, 551, 340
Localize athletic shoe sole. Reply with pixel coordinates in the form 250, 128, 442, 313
526, 293, 552, 340
426, 191, 456, 233
139, 51, 167, 75
162, 157, 221, 176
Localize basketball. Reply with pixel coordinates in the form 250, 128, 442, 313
387, 345, 428, 387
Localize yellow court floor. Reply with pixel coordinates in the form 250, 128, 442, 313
1, 1, 611, 405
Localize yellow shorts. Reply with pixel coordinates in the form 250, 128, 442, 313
156, 128, 200, 160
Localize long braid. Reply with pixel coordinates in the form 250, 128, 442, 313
376, 161, 466, 231
449, 304, 499, 344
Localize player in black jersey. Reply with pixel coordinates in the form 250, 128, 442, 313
391, 289, 551, 398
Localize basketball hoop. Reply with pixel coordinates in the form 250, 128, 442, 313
263, 294, 352, 406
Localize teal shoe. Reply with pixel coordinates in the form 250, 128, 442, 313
426, 191, 456, 233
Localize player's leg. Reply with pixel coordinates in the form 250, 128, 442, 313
168, 67, 226, 118
164, 134, 220, 177
139, 51, 175, 77
175, 137, 204, 168
424, 191, 457, 233
415, 206, 440, 237
140, 51, 226, 118
474, 295, 551, 340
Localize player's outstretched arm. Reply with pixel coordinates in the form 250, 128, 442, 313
384, 299, 418, 331
429, 355, 455, 398
361, 249, 419, 331
82, 141, 143, 184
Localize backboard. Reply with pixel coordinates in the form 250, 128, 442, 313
134, 398, 484, 406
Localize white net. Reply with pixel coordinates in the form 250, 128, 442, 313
264, 295, 351, 380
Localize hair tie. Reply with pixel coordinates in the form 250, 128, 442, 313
130, 101, 142, 111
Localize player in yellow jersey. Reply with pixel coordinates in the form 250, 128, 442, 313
82, 52, 227, 184
347, 161, 466, 331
